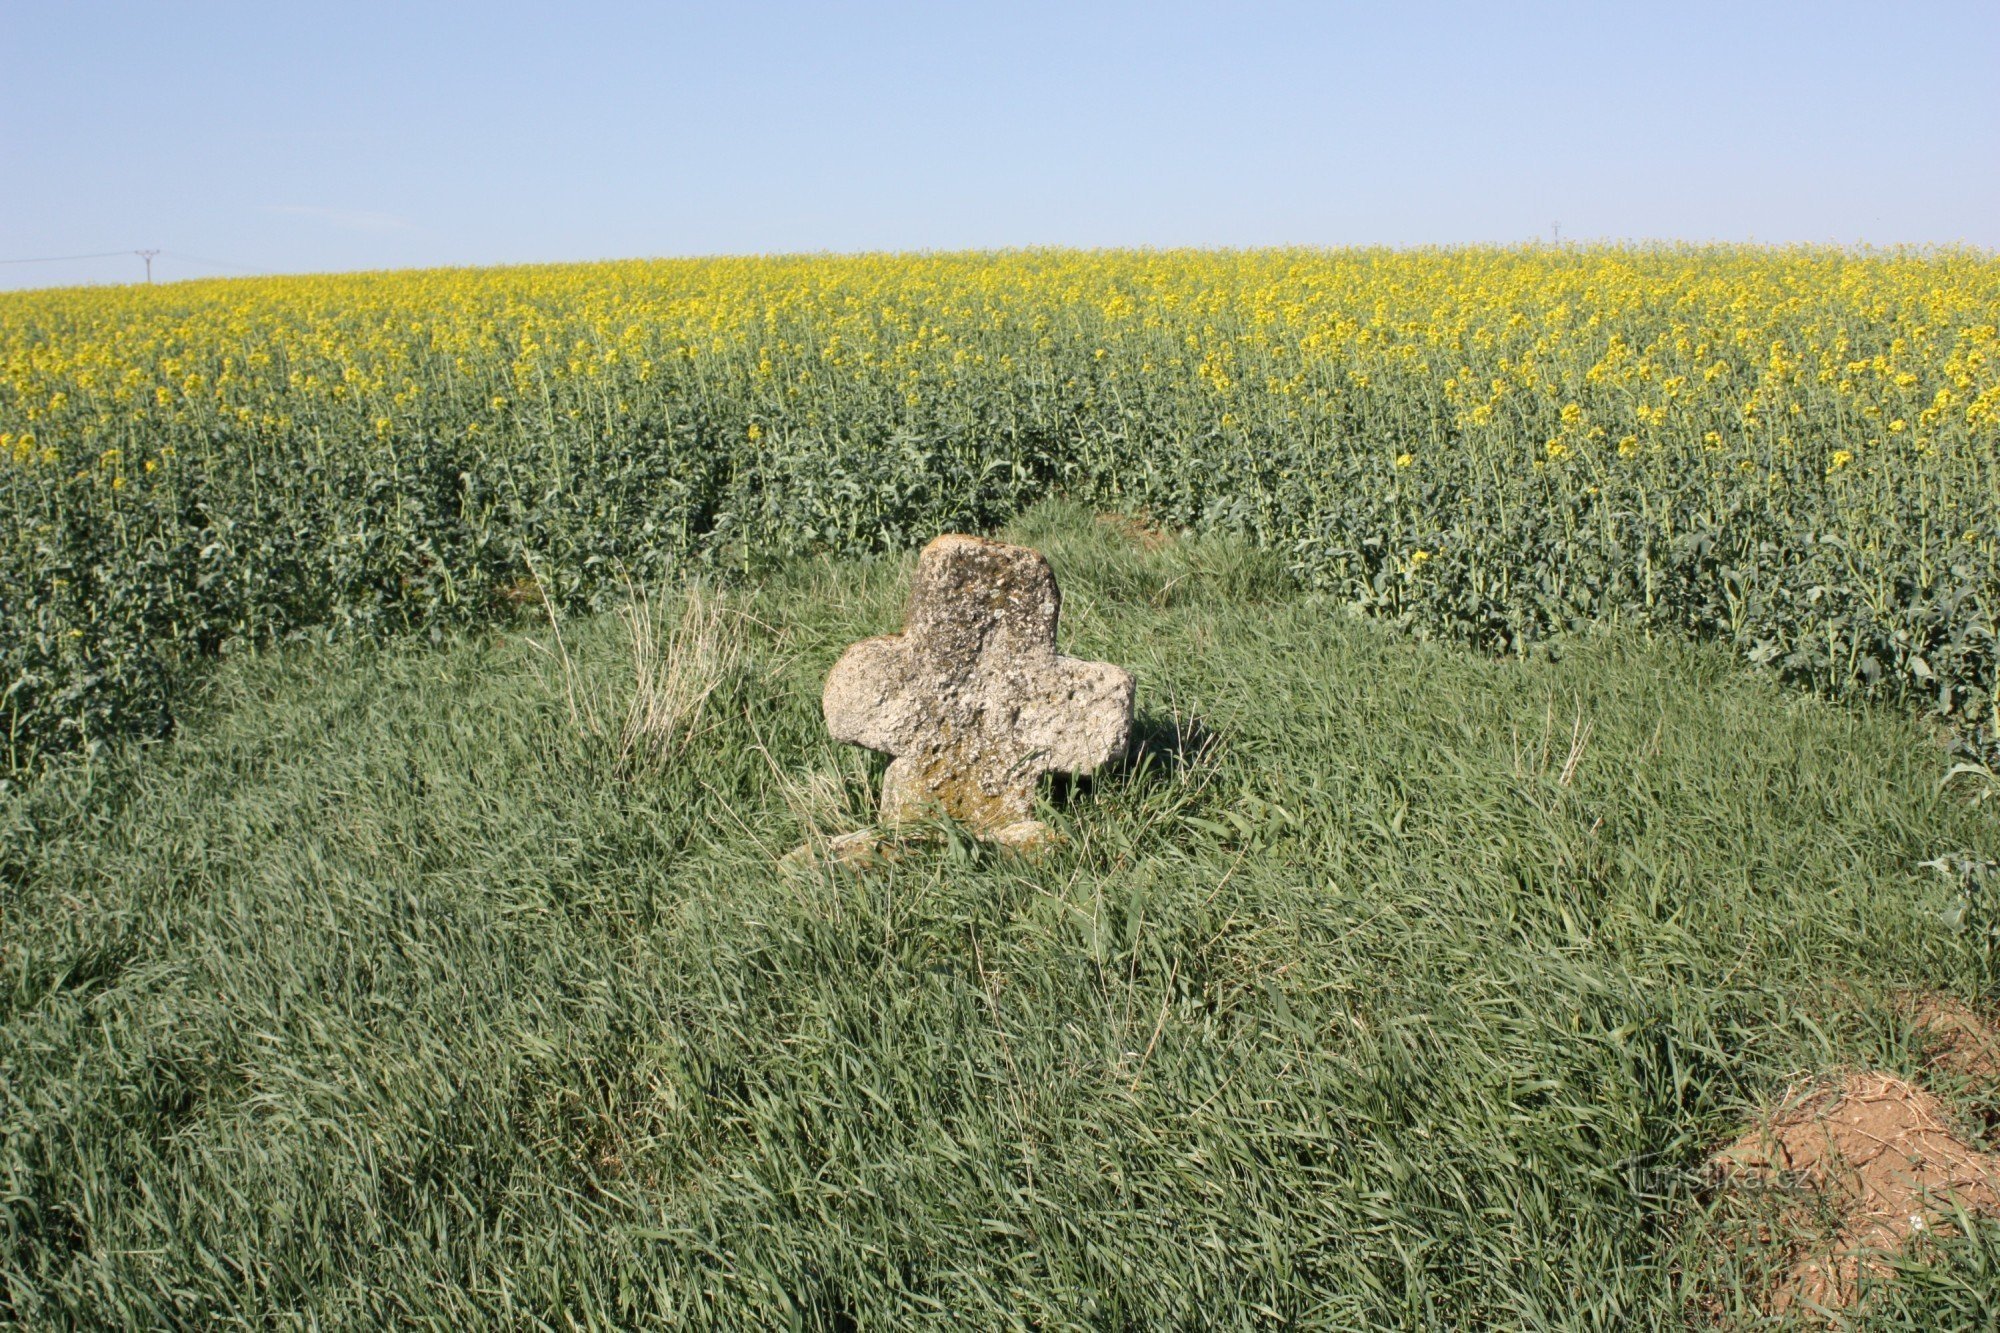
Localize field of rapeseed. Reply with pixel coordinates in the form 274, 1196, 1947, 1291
2, 245, 1996, 776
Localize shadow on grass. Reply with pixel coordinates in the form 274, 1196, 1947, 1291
1050, 709, 1218, 807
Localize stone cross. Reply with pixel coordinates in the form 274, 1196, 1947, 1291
823, 534, 1134, 848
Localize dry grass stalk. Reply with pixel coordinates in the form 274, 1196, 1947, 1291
524, 566, 742, 772
617, 581, 742, 772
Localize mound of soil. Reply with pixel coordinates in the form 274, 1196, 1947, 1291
1714, 1058, 2000, 1315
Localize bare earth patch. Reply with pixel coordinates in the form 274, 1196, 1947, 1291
1714, 1067, 2000, 1316
1095, 511, 1176, 550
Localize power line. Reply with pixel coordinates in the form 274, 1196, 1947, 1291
0, 249, 136, 265
0, 248, 267, 285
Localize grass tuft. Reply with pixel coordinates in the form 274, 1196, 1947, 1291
529, 576, 746, 777
618, 581, 745, 775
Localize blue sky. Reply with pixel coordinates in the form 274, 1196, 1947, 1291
4, 0, 1995, 290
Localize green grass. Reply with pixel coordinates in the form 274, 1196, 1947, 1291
3, 503, 1996, 1328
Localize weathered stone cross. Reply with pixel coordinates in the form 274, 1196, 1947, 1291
823, 534, 1134, 848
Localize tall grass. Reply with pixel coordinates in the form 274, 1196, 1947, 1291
3, 506, 1995, 1326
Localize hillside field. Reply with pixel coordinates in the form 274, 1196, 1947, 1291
3, 246, 1996, 778
3, 247, 2000, 1324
